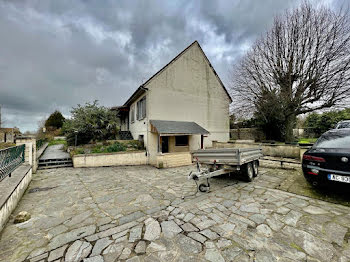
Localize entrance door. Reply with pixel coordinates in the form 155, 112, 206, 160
161, 136, 169, 153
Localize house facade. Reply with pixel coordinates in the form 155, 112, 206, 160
113, 41, 232, 168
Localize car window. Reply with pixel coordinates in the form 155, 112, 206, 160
314, 132, 350, 148
337, 122, 350, 129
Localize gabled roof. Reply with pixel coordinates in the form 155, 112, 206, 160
150, 120, 210, 135
119, 40, 232, 107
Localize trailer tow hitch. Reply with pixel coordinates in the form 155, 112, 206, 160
187, 161, 211, 193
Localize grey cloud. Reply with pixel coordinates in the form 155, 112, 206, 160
0, 0, 340, 132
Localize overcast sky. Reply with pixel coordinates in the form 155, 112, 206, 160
0, 0, 343, 132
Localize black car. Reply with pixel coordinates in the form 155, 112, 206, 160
302, 129, 350, 187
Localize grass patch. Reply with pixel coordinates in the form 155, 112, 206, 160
298, 138, 317, 144
0, 142, 16, 150
290, 242, 305, 253
48, 139, 67, 146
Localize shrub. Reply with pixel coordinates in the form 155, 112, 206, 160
63, 101, 118, 146
106, 142, 126, 153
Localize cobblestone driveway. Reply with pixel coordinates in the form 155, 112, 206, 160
0, 165, 349, 262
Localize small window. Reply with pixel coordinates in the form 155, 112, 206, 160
175, 136, 188, 146
137, 96, 146, 120
130, 106, 135, 123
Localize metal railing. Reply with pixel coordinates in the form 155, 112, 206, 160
0, 145, 25, 182
36, 139, 47, 150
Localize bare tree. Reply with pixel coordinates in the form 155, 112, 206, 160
230, 3, 350, 142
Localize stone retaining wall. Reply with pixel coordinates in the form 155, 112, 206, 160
72, 151, 148, 168
0, 164, 32, 232
155, 152, 192, 168
214, 141, 311, 160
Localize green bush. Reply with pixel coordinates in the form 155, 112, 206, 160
63, 101, 118, 146
106, 142, 126, 153
304, 108, 350, 136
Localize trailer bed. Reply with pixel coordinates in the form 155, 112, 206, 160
192, 147, 263, 166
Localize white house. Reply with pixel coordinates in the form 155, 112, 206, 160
112, 41, 232, 168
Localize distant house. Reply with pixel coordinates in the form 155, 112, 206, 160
112, 41, 232, 168
0, 127, 20, 143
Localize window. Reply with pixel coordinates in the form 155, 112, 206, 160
130, 106, 135, 123
313, 131, 350, 148
175, 136, 188, 146
137, 96, 146, 120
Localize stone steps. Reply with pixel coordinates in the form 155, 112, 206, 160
38, 158, 73, 169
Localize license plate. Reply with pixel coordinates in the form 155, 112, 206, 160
328, 174, 350, 183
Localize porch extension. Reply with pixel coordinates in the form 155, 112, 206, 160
150, 120, 209, 168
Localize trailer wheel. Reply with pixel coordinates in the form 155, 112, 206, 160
243, 162, 254, 182
253, 160, 259, 177
199, 184, 209, 192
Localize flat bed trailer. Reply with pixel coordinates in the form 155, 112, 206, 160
189, 148, 263, 192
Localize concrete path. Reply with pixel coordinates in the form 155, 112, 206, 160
39, 144, 70, 160
0, 166, 349, 261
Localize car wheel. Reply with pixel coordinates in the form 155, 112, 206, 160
253, 160, 259, 177
243, 162, 254, 182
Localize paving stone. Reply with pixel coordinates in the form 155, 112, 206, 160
181, 222, 198, 232
29, 253, 48, 262
239, 203, 260, 213
288, 198, 309, 207
64, 210, 93, 227
144, 218, 161, 241
91, 237, 113, 256
161, 220, 183, 238
200, 229, 220, 240
249, 214, 266, 224
256, 224, 272, 237
102, 242, 124, 261
255, 249, 277, 262
196, 219, 217, 230
229, 213, 256, 228
303, 206, 328, 215
129, 226, 142, 242
216, 239, 232, 249
324, 222, 348, 246
221, 246, 243, 261
134, 241, 146, 254
183, 213, 195, 222
266, 218, 284, 231
205, 241, 216, 249
276, 206, 290, 215
83, 255, 104, 262
114, 235, 128, 243
118, 247, 132, 260
205, 248, 225, 262
119, 211, 145, 225
146, 242, 166, 253
48, 245, 67, 262
112, 229, 128, 240
99, 221, 138, 239
283, 210, 303, 227
177, 235, 202, 254
65, 240, 92, 262
126, 256, 141, 262
218, 223, 236, 237
49, 225, 96, 250
187, 232, 207, 243
99, 224, 116, 232
283, 226, 335, 261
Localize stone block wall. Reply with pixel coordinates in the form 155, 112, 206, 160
230, 128, 265, 141
156, 152, 192, 168
72, 151, 148, 168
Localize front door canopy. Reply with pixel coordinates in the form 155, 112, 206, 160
150, 120, 210, 135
